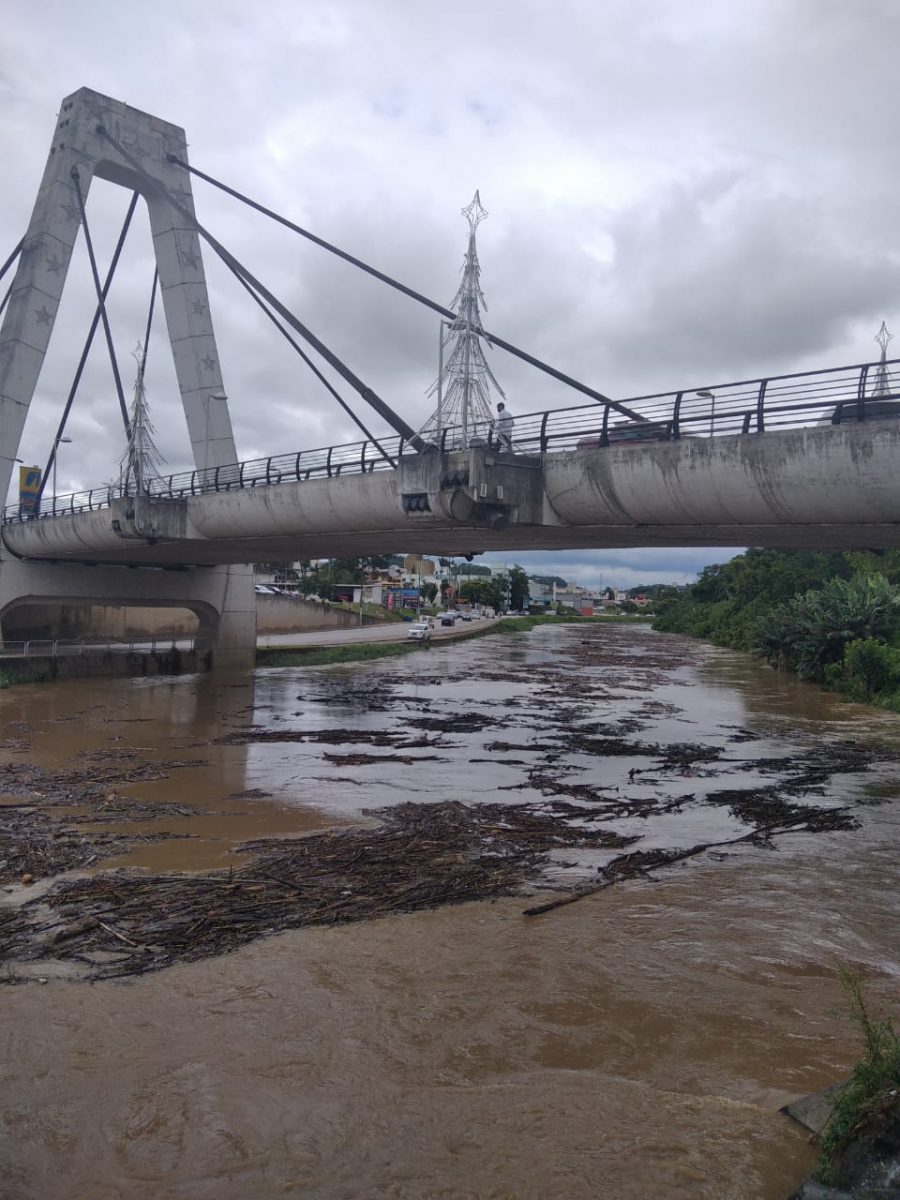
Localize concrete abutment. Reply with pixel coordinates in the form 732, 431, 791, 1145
0, 559, 256, 671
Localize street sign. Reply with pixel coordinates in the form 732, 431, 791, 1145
18, 466, 41, 516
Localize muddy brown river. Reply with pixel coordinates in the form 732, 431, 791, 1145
1, 623, 898, 1199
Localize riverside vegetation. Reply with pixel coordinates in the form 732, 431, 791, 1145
815, 966, 900, 1190
653, 548, 900, 710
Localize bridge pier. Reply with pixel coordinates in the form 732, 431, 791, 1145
0, 559, 256, 671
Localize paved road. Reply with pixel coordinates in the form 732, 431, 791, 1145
0, 617, 500, 661
257, 615, 498, 650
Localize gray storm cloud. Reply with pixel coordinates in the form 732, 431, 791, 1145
1, 0, 895, 585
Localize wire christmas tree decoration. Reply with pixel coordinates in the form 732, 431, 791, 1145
119, 342, 165, 494
419, 191, 507, 449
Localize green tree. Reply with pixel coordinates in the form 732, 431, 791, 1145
827, 638, 900, 702
509, 565, 529, 611
755, 575, 900, 680
459, 578, 504, 609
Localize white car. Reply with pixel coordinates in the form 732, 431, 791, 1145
407, 621, 432, 641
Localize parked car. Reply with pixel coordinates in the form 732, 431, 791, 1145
407, 621, 432, 641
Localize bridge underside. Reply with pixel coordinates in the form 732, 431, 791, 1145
4, 423, 900, 567
4, 523, 900, 568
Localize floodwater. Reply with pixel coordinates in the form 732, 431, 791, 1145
2, 623, 899, 1199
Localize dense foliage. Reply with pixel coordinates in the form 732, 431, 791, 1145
653, 548, 900, 708
459, 577, 506, 610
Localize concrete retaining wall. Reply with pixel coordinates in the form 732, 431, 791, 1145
3, 596, 377, 640
256, 596, 377, 633
0, 647, 205, 682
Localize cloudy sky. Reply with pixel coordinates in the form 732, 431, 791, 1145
2, 0, 897, 588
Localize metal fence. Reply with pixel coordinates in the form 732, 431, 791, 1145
0, 638, 196, 659
5, 355, 898, 526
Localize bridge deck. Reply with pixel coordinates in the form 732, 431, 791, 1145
4, 419, 900, 566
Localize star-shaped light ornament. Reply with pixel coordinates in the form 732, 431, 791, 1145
201, 355, 216, 372
461, 190, 488, 232
34, 305, 54, 327
45, 253, 63, 276
191, 298, 208, 317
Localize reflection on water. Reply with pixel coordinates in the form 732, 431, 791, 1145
2, 623, 899, 1199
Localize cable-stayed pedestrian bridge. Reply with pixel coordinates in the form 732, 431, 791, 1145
4, 358, 900, 566
2, 86, 899, 667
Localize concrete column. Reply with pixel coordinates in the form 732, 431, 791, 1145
0, 88, 254, 669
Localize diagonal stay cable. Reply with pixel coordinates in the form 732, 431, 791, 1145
0, 239, 25, 322
221, 257, 396, 466
167, 156, 642, 421
0, 238, 24, 287
38, 192, 140, 501
95, 125, 424, 449
139, 268, 158, 380
71, 169, 131, 439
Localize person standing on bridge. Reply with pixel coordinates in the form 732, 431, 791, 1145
495, 402, 514, 451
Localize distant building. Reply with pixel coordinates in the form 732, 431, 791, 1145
403, 554, 435, 576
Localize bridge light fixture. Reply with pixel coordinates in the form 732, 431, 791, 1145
696, 391, 715, 438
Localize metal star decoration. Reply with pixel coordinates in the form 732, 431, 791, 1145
191, 298, 208, 317
179, 241, 200, 271
34, 305, 54, 327
461, 190, 488, 232
201, 355, 216, 372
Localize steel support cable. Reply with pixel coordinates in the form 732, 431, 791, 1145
94, 127, 423, 449
71, 169, 131, 439
220, 256, 396, 466
167, 156, 643, 422
0, 240, 25, 321
0, 238, 24, 286
38, 191, 140, 501
140, 268, 158, 380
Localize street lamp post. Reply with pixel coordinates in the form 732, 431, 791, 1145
696, 391, 715, 438
52, 436, 72, 509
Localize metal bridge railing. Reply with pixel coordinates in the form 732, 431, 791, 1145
5, 356, 898, 526
0, 638, 196, 659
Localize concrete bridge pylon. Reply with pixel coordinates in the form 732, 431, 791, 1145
0, 87, 256, 667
